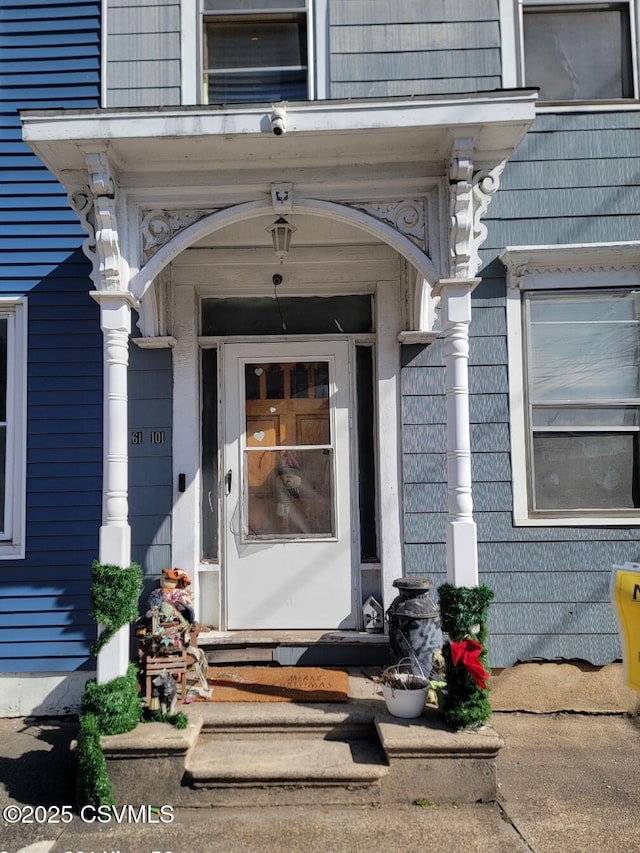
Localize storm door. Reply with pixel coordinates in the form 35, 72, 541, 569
223, 340, 355, 629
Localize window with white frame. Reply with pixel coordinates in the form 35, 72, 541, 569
503, 245, 640, 525
518, 1, 637, 101
0, 299, 27, 557
201, 0, 311, 104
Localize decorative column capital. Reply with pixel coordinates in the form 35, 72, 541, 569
432, 278, 481, 324
432, 277, 481, 295
90, 289, 140, 311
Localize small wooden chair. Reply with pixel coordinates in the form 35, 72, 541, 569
143, 650, 188, 705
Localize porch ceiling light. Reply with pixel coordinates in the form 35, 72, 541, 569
267, 217, 296, 261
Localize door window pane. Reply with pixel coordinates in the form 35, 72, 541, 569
245, 447, 334, 536
243, 359, 334, 538
244, 361, 330, 446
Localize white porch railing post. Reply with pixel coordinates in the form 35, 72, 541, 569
91, 292, 136, 684
433, 278, 480, 587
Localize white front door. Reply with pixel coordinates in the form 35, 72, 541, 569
223, 340, 355, 629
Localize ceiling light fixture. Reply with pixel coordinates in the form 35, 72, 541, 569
267, 217, 296, 261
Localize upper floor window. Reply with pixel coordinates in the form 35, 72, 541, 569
202, 0, 309, 104
522, 2, 636, 100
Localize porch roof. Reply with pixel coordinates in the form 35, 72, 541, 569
21, 90, 537, 190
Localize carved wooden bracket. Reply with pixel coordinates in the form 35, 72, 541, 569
351, 199, 428, 249
140, 209, 220, 262
68, 151, 126, 293
449, 137, 506, 278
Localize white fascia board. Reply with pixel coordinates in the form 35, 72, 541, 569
22, 92, 537, 142
21, 92, 537, 182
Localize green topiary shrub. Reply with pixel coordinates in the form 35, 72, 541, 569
437, 583, 494, 730
80, 663, 142, 736
76, 712, 115, 807
89, 561, 142, 655
77, 561, 144, 807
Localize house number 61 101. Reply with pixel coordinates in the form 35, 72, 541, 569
131, 430, 166, 445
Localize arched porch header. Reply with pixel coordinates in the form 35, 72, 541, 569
128, 197, 439, 303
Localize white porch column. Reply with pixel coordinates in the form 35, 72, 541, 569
433, 278, 480, 586
91, 291, 136, 683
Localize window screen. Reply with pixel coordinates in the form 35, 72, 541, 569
525, 290, 640, 512
523, 5, 633, 100
203, 2, 307, 104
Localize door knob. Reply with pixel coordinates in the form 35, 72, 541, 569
225, 469, 233, 495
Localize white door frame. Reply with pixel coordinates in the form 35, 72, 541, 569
170, 280, 404, 632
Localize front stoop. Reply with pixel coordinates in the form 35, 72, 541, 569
100, 691, 503, 807
100, 718, 202, 806
185, 737, 389, 806
376, 708, 503, 804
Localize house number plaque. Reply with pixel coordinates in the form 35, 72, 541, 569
130, 430, 166, 445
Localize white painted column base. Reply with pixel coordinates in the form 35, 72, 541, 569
446, 519, 479, 587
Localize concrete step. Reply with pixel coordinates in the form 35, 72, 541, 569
192, 697, 378, 740
183, 736, 389, 805
100, 673, 504, 807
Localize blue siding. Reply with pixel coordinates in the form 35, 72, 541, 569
0, 1, 101, 672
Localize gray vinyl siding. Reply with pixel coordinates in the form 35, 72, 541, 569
106, 0, 181, 107
402, 112, 640, 667
105, 0, 503, 106
402, 322, 636, 668
482, 113, 640, 252
128, 343, 173, 599
328, 0, 501, 99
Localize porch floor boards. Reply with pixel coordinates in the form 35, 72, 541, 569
197, 630, 390, 666
197, 630, 388, 646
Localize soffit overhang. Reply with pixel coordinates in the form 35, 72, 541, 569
21, 91, 537, 195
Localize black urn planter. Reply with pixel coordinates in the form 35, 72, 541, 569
386, 577, 442, 678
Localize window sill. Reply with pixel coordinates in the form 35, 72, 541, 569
0, 541, 25, 559
536, 100, 640, 113
513, 513, 640, 527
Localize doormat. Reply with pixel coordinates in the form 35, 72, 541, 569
202, 666, 350, 703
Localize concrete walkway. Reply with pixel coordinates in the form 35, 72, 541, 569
0, 665, 638, 853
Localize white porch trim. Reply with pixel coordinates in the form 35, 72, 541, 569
432, 278, 481, 587
90, 290, 137, 684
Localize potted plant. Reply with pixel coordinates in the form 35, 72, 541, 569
379, 658, 429, 718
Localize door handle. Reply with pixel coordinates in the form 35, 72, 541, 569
225, 469, 233, 495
